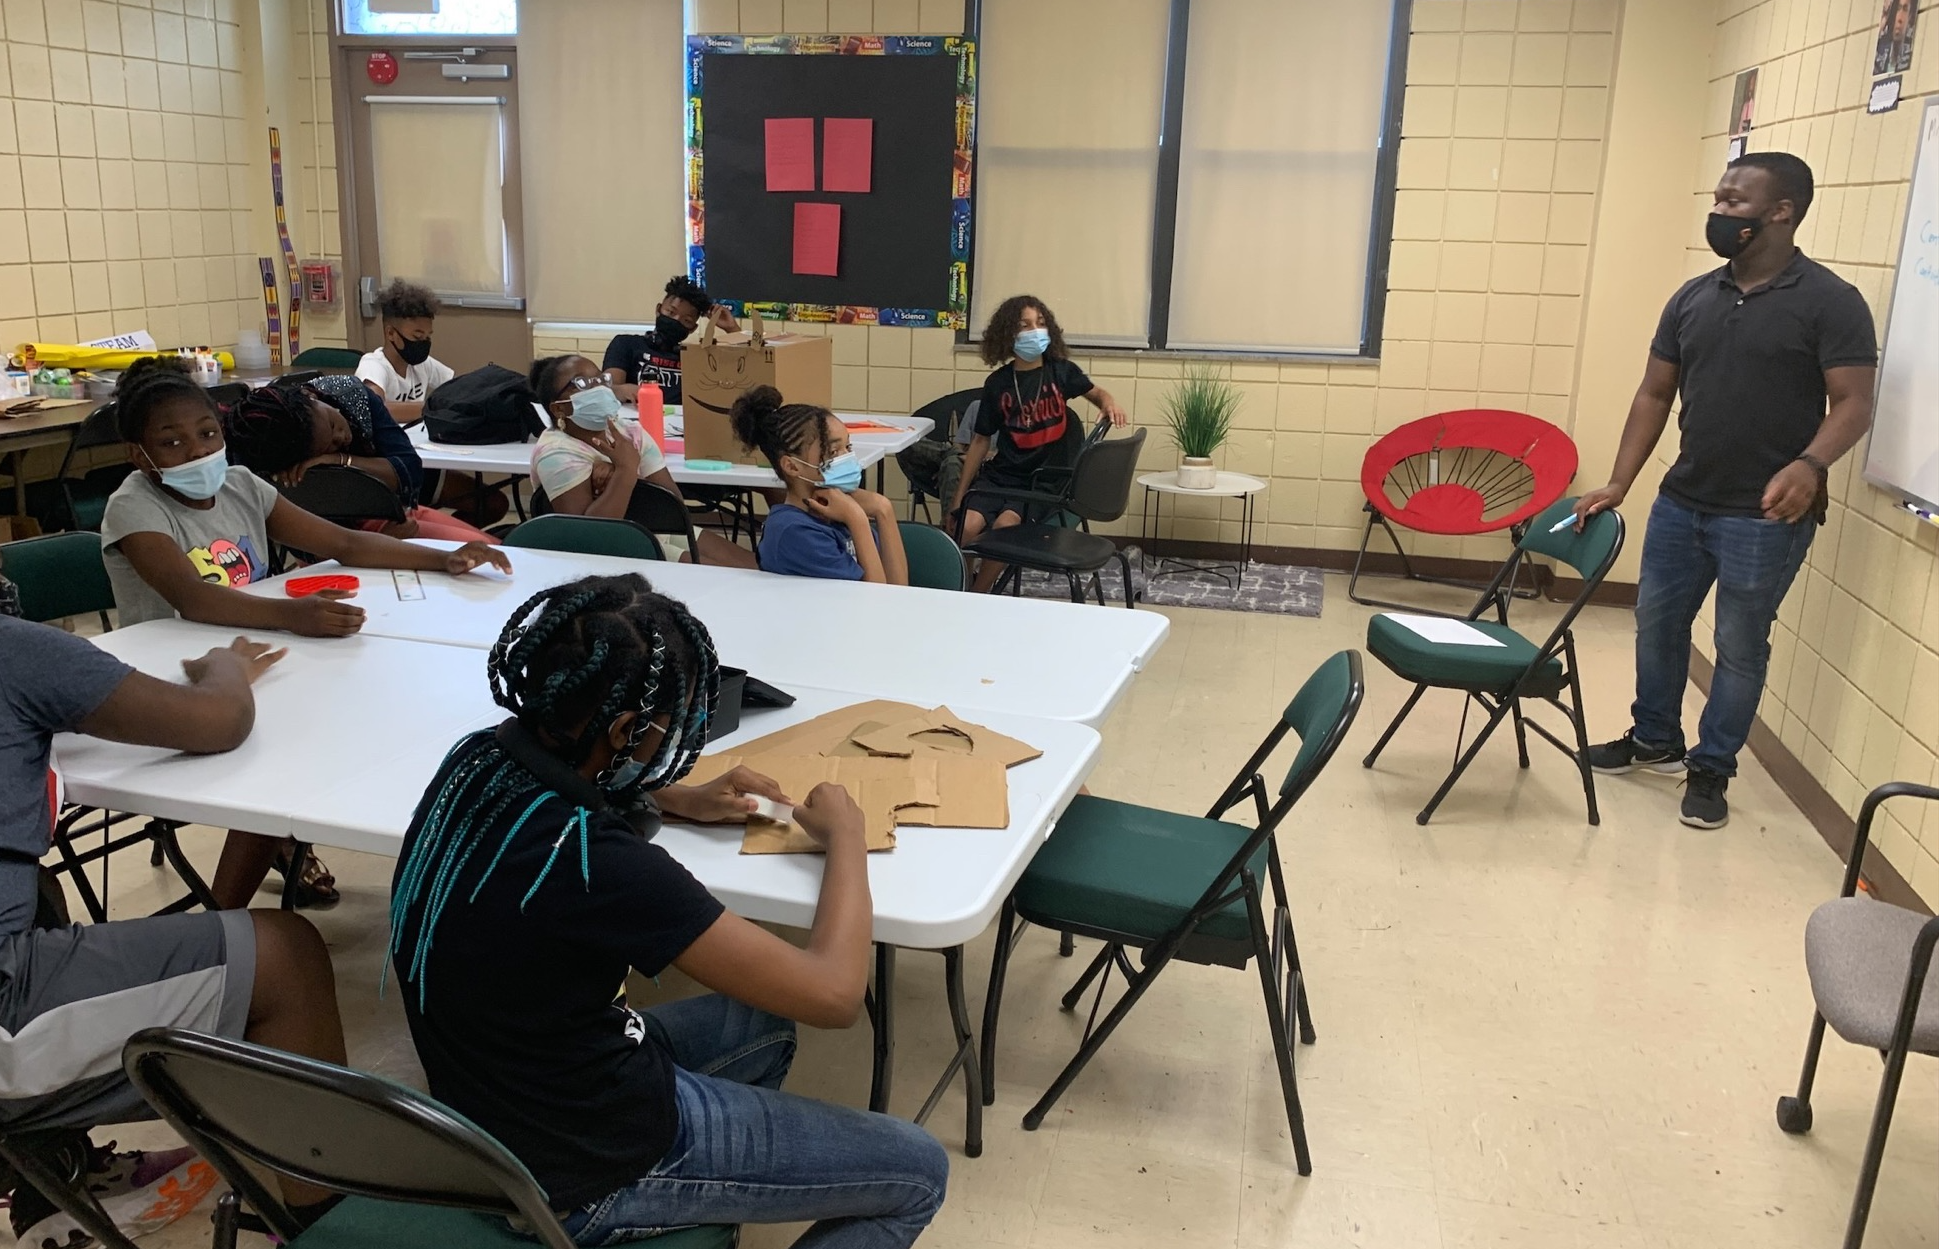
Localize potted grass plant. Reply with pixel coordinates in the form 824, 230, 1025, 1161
1162, 364, 1238, 490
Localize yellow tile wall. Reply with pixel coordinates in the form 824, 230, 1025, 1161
0, 0, 265, 355
1687, 0, 1939, 902
680, 0, 1621, 555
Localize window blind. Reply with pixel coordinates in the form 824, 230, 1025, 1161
970, 0, 1171, 347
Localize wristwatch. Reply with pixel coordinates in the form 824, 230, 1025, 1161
1794, 452, 1829, 476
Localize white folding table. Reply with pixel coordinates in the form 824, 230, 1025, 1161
237, 544, 1169, 727
53, 617, 1103, 1155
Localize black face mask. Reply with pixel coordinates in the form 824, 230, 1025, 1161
655, 314, 695, 345
1705, 211, 1763, 259
395, 335, 432, 366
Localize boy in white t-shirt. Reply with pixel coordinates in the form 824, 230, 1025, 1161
356, 279, 455, 424
358, 278, 506, 526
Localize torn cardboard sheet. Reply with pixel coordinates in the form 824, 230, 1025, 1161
685, 755, 1009, 854
687, 701, 1035, 855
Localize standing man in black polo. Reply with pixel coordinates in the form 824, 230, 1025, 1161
1574, 152, 1877, 829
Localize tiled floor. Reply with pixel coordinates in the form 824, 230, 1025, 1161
90, 574, 1938, 1248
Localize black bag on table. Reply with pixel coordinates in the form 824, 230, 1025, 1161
423, 364, 546, 445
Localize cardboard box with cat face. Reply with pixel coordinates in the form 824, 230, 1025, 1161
679, 310, 834, 463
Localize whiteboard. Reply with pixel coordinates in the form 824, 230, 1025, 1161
1863, 97, 1939, 513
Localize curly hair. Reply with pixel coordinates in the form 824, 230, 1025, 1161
728, 384, 831, 475
112, 356, 212, 443
979, 294, 1068, 367
377, 278, 440, 322
663, 274, 714, 315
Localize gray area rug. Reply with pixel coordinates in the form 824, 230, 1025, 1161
1014, 546, 1325, 617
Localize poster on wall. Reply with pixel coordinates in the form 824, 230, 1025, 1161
683, 34, 977, 329
1727, 67, 1758, 161
1869, 0, 1918, 114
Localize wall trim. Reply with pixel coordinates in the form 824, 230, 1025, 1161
1688, 649, 1930, 916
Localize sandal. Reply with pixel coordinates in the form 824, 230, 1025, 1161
269, 843, 341, 909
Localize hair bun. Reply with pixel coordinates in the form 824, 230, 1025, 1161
729, 384, 784, 447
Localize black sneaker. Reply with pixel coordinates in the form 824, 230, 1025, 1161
1586, 729, 1686, 775
1680, 767, 1730, 829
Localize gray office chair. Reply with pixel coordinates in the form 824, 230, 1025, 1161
1776, 781, 1939, 1249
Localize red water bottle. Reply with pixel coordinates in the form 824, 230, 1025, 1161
637, 381, 666, 449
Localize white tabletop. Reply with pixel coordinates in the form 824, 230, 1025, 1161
294, 684, 1099, 948
1138, 470, 1268, 497
238, 543, 1169, 727
407, 406, 929, 490
51, 621, 501, 843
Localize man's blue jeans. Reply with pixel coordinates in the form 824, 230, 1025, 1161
561, 994, 949, 1248
1630, 493, 1813, 777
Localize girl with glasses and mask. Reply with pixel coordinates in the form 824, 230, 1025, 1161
601, 274, 739, 406
390, 574, 948, 1247
731, 385, 908, 584
526, 355, 758, 568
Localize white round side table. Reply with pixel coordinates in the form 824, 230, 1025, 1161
1136, 470, 1268, 588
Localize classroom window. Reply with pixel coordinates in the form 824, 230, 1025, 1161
971, 0, 1406, 356
340, 0, 518, 37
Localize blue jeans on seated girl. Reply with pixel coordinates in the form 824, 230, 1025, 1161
561, 994, 948, 1248
1630, 493, 1813, 777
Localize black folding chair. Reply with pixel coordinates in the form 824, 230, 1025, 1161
901, 388, 982, 522
980, 651, 1364, 1174
123, 1029, 736, 1249
25, 403, 130, 533
960, 429, 1145, 607
1775, 782, 1939, 1249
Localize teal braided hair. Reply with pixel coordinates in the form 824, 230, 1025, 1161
389, 573, 720, 1008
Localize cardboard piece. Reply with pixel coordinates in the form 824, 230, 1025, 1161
686, 754, 1008, 854
679, 310, 835, 462
687, 700, 1032, 854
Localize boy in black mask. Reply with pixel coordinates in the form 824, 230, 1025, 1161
603, 275, 739, 406
356, 279, 454, 425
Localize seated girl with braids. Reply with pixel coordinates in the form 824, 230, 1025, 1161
224, 375, 499, 545
100, 356, 512, 910
730, 385, 908, 585
391, 574, 948, 1247
527, 354, 758, 569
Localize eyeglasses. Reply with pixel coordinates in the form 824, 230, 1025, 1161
554, 374, 611, 401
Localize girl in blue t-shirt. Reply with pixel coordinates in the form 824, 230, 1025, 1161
730, 386, 908, 585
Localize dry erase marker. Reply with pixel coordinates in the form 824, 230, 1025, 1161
1548, 514, 1579, 533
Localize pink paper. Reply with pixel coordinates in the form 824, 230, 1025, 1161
764, 117, 816, 192
822, 118, 873, 192
792, 202, 841, 276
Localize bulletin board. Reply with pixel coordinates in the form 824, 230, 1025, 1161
683, 34, 976, 329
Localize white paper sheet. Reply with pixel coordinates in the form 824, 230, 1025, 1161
1384, 613, 1506, 647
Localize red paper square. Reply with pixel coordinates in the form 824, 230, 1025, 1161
822, 118, 874, 192
764, 117, 816, 192
792, 202, 841, 276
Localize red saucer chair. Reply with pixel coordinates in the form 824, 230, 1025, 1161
1349, 409, 1578, 611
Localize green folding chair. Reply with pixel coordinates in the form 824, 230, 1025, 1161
289, 346, 364, 370
897, 521, 966, 591
1360, 496, 1624, 825
504, 514, 664, 561
979, 650, 1364, 1174
0, 531, 114, 629
124, 1029, 736, 1249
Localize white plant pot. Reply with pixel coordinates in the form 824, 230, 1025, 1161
1176, 457, 1218, 490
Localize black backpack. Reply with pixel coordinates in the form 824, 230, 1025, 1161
423, 364, 546, 445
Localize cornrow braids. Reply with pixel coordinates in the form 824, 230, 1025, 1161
392, 572, 721, 1008
223, 383, 316, 476
728, 384, 831, 475
113, 355, 211, 443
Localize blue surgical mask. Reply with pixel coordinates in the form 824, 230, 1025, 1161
817, 451, 863, 494
1014, 328, 1051, 362
566, 386, 622, 431
149, 447, 229, 501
